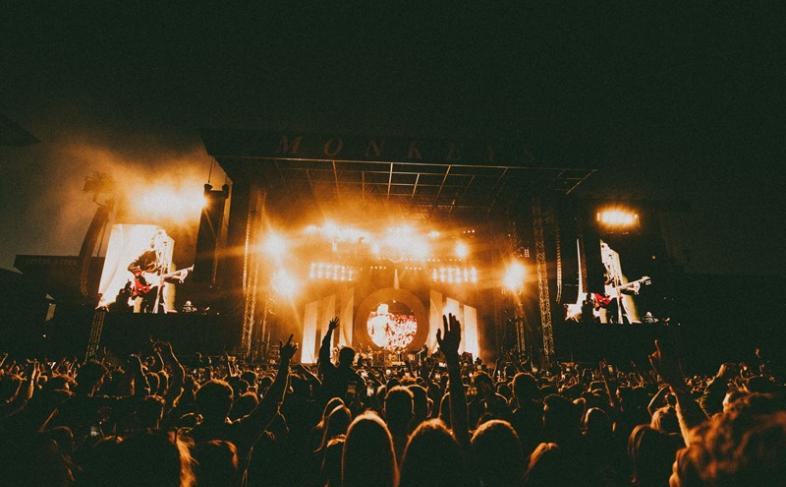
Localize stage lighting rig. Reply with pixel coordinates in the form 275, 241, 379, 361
432, 266, 478, 284
309, 262, 356, 281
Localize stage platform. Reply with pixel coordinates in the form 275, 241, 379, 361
553, 322, 672, 365
95, 312, 234, 356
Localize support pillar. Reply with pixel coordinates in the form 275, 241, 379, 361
222, 180, 266, 353
193, 184, 229, 286
532, 196, 555, 367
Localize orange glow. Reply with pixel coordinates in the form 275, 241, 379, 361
503, 260, 526, 292
455, 241, 469, 259
597, 207, 639, 229
271, 269, 298, 298
136, 185, 205, 221
431, 266, 478, 284
261, 232, 287, 258
305, 221, 369, 242
309, 262, 355, 281
383, 225, 430, 261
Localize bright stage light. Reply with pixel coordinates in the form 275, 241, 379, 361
410, 240, 431, 260
383, 225, 430, 261
502, 261, 526, 292
431, 266, 478, 284
455, 241, 469, 259
309, 262, 355, 281
262, 232, 287, 258
597, 207, 639, 229
271, 269, 298, 298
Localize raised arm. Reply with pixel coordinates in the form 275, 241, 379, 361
699, 363, 735, 416
1, 361, 40, 418
438, 313, 469, 447
647, 384, 671, 416
318, 317, 339, 373
598, 359, 619, 411
492, 355, 503, 381
125, 355, 150, 397
649, 339, 707, 446
159, 342, 185, 409
246, 335, 298, 430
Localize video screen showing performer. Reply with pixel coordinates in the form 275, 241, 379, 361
597, 241, 649, 324
97, 224, 192, 314
566, 239, 654, 325
126, 230, 192, 313
367, 302, 418, 350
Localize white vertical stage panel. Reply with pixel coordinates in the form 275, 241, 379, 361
462, 305, 480, 358
338, 287, 354, 348
301, 301, 319, 364
427, 290, 443, 351
444, 297, 464, 353
319, 294, 337, 349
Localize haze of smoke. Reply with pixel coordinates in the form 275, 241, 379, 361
12, 132, 223, 262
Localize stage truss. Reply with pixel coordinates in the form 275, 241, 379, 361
202, 130, 599, 361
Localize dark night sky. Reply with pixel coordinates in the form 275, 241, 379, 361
1, 3, 784, 276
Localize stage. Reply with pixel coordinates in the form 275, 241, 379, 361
10, 129, 684, 367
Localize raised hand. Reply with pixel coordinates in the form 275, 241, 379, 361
437, 313, 462, 361
280, 334, 298, 362
716, 362, 738, 382
328, 317, 340, 331
437, 313, 469, 447
649, 339, 686, 392
24, 360, 38, 381
127, 354, 144, 375
598, 358, 608, 375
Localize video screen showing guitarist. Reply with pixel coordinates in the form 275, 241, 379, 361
128, 230, 191, 313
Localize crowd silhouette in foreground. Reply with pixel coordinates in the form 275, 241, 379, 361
1, 314, 784, 486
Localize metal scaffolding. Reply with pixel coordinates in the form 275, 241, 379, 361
532, 196, 555, 367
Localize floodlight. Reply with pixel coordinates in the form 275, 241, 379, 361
502, 261, 526, 292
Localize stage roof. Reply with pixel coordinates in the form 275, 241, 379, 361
202, 129, 599, 215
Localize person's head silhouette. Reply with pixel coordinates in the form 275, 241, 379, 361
342, 411, 397, 487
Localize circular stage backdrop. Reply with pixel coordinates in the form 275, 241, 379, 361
355, 288, 429, 351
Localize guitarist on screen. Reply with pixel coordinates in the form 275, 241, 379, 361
128, 230, 192, 313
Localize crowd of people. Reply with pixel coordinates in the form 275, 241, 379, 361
1, 314, 784, 486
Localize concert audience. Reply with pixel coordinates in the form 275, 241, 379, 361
0, 314, 784, 486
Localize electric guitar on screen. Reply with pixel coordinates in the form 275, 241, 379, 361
605, 275, 652, 299
131, 265, 194, 298
565, 275, 652, 321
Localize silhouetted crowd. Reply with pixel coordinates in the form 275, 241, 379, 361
1, 314, 784, 486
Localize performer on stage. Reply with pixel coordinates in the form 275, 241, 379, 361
127, 230, 191, 313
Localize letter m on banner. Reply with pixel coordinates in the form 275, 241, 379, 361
276, 135, 303, 155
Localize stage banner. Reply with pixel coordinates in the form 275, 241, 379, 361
302, 291, 353, 363
301, 301, 319, 363
97, 224, 173, 310
338, 287, 354, 348
463, 305, 480, 358
427, 290, 443, 352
